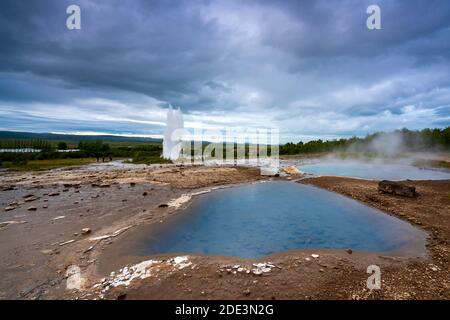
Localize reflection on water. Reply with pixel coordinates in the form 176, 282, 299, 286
299, 159, 450, 180
136, 181, 427, 258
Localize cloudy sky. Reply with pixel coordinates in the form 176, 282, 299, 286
0, 0, 449, 142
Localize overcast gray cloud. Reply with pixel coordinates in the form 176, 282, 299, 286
0, 0, 449, 142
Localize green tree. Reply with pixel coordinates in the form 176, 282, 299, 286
58, 142, 68, 150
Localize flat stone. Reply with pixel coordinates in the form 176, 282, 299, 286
81, 228, 91, 235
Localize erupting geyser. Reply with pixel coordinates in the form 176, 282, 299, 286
162, 106, 184, 160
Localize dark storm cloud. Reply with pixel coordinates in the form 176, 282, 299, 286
0, 0, 232, 108
0, 0, 449, 140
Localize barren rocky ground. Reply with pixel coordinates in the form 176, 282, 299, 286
0, 162, 448, 300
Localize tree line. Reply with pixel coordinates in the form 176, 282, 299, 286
280, 127, 450, 155
0, 139, 53, 151
1, 127, 449, 166
0, 139, 166, 166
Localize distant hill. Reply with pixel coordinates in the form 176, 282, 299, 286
0, 131, 162, 143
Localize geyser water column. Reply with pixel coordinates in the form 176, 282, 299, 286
162, 107, 184, 160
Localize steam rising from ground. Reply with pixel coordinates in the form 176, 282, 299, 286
364, 133, 406, 157
293, 131, 450, 171
345, 131, 443, 158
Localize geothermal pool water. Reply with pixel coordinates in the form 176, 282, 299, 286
137, 181, 427, 258
298, 160, 450, 180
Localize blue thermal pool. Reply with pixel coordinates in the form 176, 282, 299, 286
298, 160, 450, 180
136, 181, 427, 258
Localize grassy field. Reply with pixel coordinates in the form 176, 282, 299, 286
125, 154, 172, 165
0, 158, 96, 171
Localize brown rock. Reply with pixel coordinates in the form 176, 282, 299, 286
378, 180, 416, 197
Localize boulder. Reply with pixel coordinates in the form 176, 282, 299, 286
378, 180, 416, 198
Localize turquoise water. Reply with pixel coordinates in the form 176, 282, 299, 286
137, 181, 427, 258
299, 160, 450, 180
